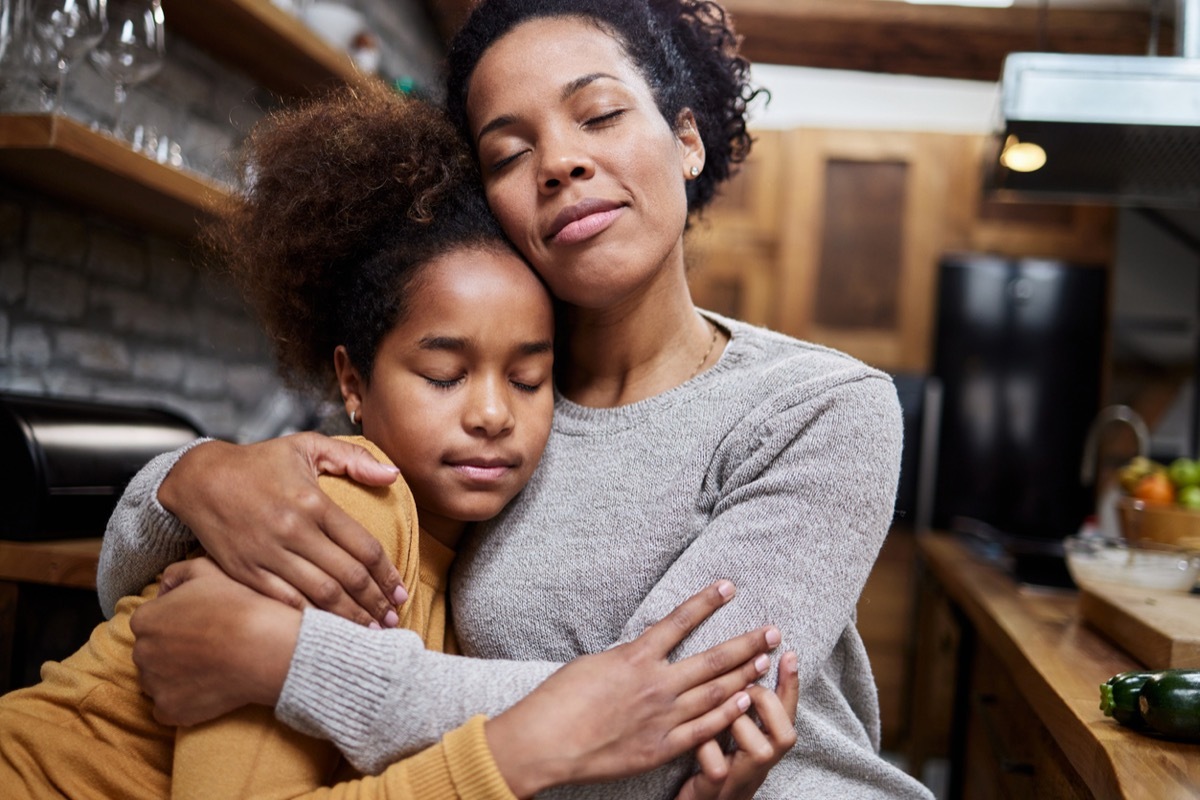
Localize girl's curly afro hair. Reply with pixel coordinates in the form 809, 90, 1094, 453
444, 0, 765, 215
205, 81, 510, 398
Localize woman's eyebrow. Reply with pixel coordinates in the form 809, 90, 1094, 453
475, 73, 622, 145
560, 72, 619, 101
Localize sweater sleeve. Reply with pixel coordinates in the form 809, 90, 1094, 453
297, 716, 520, 800
97, 439, 209, 617
278, 372, 902, 784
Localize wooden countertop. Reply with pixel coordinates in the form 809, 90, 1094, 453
918, 532, 1200, 800
0, 538, 101, 590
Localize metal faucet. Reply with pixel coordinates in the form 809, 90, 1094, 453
1080, 404, 1150, 486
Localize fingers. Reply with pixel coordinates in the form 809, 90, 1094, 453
672, 648, 772, 723
774, 651, 800, 721
671, 624, 781, 690
638, 581, 737, 655
158, 557, 221, 596
317, 499, 408, 619
663, 689, 752, 755
694, 739, 729, 785
301, 432, 400, 487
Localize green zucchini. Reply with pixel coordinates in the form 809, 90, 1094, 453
1099, 671, 1156, 730
1137, 670, 1200, 742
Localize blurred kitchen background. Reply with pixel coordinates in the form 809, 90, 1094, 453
3, 1, 1200, 795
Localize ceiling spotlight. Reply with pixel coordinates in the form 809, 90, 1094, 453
999, 136, 1047, 173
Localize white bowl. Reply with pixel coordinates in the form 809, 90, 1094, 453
1064, 535, 1200, 593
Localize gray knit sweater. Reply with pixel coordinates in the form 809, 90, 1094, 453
99, 313, 931, 799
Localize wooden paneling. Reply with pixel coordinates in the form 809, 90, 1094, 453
688, 127, 1116, 373
814, 159, 907, 331
421, 0, 1164, 82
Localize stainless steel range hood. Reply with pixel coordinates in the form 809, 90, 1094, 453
988, 0, 1200, 207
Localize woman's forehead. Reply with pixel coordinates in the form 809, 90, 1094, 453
466, 16, 643, 120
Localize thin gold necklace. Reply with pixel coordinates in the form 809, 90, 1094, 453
690, 317, 720, 380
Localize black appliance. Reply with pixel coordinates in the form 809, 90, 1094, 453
930, 254, 1108, 585
0, 393, 204, 541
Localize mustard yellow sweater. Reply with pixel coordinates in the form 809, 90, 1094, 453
0, 436, 516, 800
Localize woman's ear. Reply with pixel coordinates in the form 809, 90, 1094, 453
675, 108, 705, 179
334, 345, 365, 422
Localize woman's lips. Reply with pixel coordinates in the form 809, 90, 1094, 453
546, 199, 624, 245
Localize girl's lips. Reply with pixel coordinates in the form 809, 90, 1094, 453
450, 463, 511, 482
552, 208, 624, 245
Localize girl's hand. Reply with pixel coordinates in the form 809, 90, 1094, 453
158, 433, 406, 628
674, 651, 800, 800
483, 582, 782, 799
130, 557, 302, 726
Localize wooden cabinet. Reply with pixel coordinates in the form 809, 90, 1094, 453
912, 533, 1200, 799
689, 128, 1117, 372
0, 0, 370, 239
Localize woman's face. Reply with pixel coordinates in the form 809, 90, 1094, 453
337, 247, 555, 542
466, 16, 704, 309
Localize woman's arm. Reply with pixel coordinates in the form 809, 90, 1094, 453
142, 564, 778, 799
98, 433, 407, 626
98, 439, 208, 616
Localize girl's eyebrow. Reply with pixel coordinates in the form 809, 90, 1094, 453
475, 73, 621, 145
419, 335, 467, 352
418, 336, 554, 356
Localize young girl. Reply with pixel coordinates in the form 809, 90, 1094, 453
0, 85, 795, 798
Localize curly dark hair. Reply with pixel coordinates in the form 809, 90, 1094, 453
205, 82, 510, 397
444, 0, 765, 214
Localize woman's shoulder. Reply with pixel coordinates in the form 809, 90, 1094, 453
706, 311, 897, 405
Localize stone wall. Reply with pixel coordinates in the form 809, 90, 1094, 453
0, 1, 445, 440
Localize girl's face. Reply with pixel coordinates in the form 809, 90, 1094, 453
337, 247, 555, 543
466, 16, 705, 310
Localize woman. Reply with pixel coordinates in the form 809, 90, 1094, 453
102, 1, 931, 796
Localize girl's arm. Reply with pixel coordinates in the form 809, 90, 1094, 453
143, 564, 779, 799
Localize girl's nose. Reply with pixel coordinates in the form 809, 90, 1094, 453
466, 377, 515, 437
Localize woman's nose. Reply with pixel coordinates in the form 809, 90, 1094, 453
466, 378, 515, 437
539, 139, 595, 192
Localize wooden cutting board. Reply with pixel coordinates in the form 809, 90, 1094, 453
1078, 583, 1200, 669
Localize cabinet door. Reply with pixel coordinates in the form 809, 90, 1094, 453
776, 129, 964, 372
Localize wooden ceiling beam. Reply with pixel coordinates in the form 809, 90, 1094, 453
419, 0, 1166, 83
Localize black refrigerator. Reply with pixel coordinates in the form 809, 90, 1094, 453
931, 253, 1108, 584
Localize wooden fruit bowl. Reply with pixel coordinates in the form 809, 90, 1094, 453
1117, 497, 1200, 551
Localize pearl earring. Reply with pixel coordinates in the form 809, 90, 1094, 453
689, 166, 700, 178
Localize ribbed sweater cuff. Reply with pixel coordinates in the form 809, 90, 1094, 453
401, 715, 519, 800
140, 437, 210, 553
276, 609, 413, 771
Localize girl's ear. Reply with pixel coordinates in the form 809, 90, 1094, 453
675, 108, 705, 179
334, 345, 365, 422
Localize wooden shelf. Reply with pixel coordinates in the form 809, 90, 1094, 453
161, 0, 371, 98
0, 114, 228, 239
0, 538, 101, 590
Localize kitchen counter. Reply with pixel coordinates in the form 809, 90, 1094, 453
915, 531, 1199, 799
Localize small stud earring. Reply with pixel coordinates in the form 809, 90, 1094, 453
689, 166, 701, 178
349, 409, 358, 426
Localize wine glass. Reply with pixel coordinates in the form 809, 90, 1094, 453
29, 0, 107, 113
88, 0, 162, 141
0, 0, 14, 67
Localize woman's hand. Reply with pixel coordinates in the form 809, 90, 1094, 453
674, 651, 800, 800
158, 433, 407, 628
483, 582, 782, 799
130, 557, 302, 726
